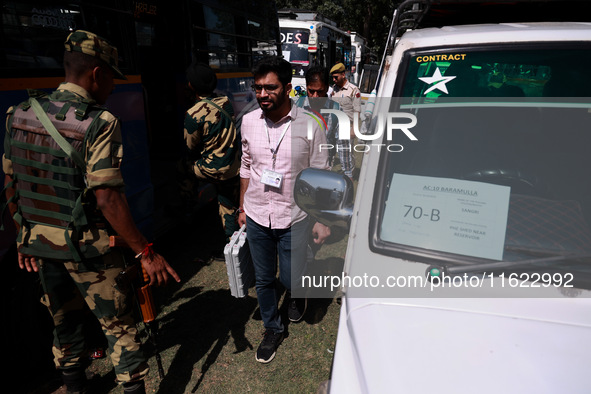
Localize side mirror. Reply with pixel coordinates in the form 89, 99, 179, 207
294, 168, 354, 228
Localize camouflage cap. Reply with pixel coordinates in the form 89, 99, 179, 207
64, 30, 126, 80
330, 62, 346, 74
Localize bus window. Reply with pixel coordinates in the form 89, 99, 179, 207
1, 2, 82, 74
204, 5, 239, 68
250, 19, 281, 62
191, 0, 281, 73
1, 1, 135, 78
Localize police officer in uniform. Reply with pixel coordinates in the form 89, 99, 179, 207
2, 30, 180, 394
329, 62, 361, 179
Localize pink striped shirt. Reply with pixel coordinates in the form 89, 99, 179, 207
240, 103, 329, 229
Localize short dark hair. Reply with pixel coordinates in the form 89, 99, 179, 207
63, 50, 106, 79
252, 56, 292, 86
305, 65, 329, 86
186, 62, 217, 95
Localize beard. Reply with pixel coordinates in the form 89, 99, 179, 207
257, 89, 285, 115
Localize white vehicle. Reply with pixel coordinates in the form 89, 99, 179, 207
295, 0, 591, 392
278, 10, 353, 96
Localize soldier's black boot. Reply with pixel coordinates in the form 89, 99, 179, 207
61, 367, 87, 394
123, 380, 146, 394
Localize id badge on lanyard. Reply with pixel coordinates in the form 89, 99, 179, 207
261, 119, 290, 188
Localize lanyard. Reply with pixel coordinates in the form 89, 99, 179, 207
263, 118, 291, 170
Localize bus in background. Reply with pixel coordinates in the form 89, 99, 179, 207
135, 0, 280, 121
278, 9, 352, 96
133, 0, 281, 236
0, 0, 151, 256
0, 0, 282, 254
349, 31, 367, 85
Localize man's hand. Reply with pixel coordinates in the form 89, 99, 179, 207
140, 252, 181, 287
95, 187, 180, 286
312, 222, 331, 245
18, 252, 39, 273
237, 211, 247, 228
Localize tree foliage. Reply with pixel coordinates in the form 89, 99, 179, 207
275, 0, 401, 60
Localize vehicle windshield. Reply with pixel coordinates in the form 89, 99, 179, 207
374, 45, 591, 285
280, 28, 310, 76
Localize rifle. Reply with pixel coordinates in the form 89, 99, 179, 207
111, 236, 165, 379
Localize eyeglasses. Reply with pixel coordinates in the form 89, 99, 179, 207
307, 88, 327, 96
252, 84, 281, 93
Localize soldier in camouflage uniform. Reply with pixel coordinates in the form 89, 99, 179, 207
2, 30, 180, 394
184, 62, 241, 246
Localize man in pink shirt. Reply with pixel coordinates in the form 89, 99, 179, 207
237, 56, 331, 363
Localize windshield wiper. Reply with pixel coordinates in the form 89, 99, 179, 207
444, 253, 591, 275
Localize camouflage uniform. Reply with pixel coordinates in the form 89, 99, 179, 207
2, 31, 148, 385
184, 95, 241, 241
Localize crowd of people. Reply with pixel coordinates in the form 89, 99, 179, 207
2, 29, 361, 393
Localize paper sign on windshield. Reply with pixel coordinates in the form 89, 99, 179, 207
381, 174, 511, 260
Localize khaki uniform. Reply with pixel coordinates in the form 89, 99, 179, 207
329, 80, 361, 178
330, 80, 361, 123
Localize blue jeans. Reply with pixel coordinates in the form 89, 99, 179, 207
245, 215, 309, 333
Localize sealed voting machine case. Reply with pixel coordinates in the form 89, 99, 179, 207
223, 224, 254, 298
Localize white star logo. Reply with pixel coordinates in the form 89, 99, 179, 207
419, 67, 456, 94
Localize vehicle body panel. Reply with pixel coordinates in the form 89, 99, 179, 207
325, 21, 591, 393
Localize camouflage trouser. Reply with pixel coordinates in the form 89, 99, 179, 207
191, 172, 240, 243
37, 250, 149, 384
215, 176, 240, 242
